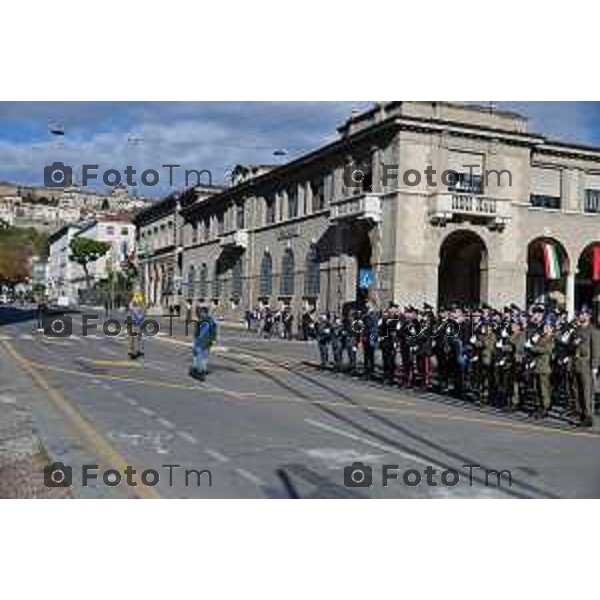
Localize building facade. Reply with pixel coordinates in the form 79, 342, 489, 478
134, 185, 224, 310
47, 217, 135, 305
71, 216, 136, 290
47, 224, 84, 304
147, 101, 600, 321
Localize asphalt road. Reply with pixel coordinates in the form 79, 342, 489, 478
2, 306, 600, 498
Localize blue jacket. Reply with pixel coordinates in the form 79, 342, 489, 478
195, 316, 217, 349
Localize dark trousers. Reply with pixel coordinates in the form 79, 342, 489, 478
381, 347, 395, 382
318, 343, 329, 366
363, 345, 375, 377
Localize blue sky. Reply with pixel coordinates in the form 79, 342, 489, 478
1, 101, 599, 197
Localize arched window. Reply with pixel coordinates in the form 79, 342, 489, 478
304, 246, 320, 296
232, 257, 243, 298
212, 264, 221, 298
281, 249, 295, 296
260, 252, 272, 296
187, 265, 195, 299
199, 263, 208, 299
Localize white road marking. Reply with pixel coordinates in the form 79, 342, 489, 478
124, 397, 138, 407
139, 406, 156, 416
108, 430, 172, 455
0, 334, 12, 341
157, 417, 176, 429
205, 448, 230, 463
234, 468, 265, 487
0, 394, 17, 404
20, 333, 33, 340
304, 418, 435, 468
177, 431, 198, 444
304, 448, 385, 469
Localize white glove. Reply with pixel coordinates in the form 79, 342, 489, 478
469, 336, 476, 344
525, 340, 532, 349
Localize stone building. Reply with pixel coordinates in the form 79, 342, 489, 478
160, 101, 600, 320
134, 185, 225, 309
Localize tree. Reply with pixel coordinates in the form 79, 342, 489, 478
0, 225, 48, 288
69, 237, 111, 289
0, 244, 29, 288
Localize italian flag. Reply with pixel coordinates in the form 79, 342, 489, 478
542, 242, 561, 280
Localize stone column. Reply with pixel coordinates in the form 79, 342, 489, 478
370, 146, 381, 194
566, 270, 576, 317
486, 261, 527, 309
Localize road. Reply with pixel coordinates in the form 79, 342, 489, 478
1, 306, 600, 498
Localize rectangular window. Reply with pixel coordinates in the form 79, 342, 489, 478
530, 166, 561, 206
448, 172, 483, 194
288, 187, 298, 219
265, 196, 276, 224
447, 150, 484, 194
192, 222, 198, 244
106, 225, 115, 236
311, 178, 325, 212
530, 194, 561, 210
217, 212, 225, 235
584, 189, 600, 213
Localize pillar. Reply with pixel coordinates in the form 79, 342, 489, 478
566, 270, 576, 318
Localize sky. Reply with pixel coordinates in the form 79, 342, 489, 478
1, 101, 600, 198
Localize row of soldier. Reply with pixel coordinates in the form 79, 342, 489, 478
313, 302, 600, 428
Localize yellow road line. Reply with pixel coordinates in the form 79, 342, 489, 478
2, 341, 160, 499
27, 358, 416, 411
79, 357, 141, 367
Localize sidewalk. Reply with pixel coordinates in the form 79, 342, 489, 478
0, 342, 72, 498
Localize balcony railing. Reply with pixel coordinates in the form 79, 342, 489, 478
428, 192, 511, 230
330, 193, 382, 223
219, 229, 249, 250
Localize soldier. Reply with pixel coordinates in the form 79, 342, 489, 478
527, 315, 555, 419
399, 306, 418, 387
506, 319, 526, 411
379, 305, 398, 385
331, 314, 345, 372
316, 313, 332, 368
572, 306, 600, 427
553, 312, 578, 412
342, 309, 359, 375
416, 305, 435, 389
282, 309, 294, 340
448, 305, 470, 398
480, 319, 497, 403
362, 304, 378, 380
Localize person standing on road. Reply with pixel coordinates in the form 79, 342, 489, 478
316, 313, 332, 368
572, 306, 600, 427
190, 305, 217, 381
36, 298, 47, 331
128, 291, 146, 359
